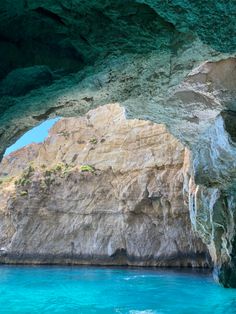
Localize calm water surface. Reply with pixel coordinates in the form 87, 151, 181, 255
0, 266, 236, 313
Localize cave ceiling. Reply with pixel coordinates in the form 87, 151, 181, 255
0, 0, 235, 155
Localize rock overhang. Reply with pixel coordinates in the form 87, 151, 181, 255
0, 0, 236, 287
0, 0, 235, 152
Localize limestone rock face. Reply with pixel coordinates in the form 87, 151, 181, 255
0, 0, 235, 287
185, 115, 236, 287
0, 104, 209, 267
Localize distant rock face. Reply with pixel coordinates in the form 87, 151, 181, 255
0, 104, 210, 267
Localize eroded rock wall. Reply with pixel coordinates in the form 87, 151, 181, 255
184, 114, 236, 287
0, 104, 209, 267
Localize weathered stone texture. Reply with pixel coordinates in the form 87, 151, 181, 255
0, 105, 209, 267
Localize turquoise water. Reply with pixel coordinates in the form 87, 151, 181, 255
0, 266, 236, 313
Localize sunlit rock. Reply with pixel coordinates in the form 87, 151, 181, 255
0, 105, 210, 267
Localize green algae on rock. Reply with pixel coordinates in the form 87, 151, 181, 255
0, 105, 210, 268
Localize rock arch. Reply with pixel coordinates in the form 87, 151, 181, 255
0, 0, 235, 287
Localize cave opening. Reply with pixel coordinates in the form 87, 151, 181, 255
0, 104, 210, 270
0, 0, 235, 308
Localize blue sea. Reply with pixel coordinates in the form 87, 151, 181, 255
0, 266, 235, 313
